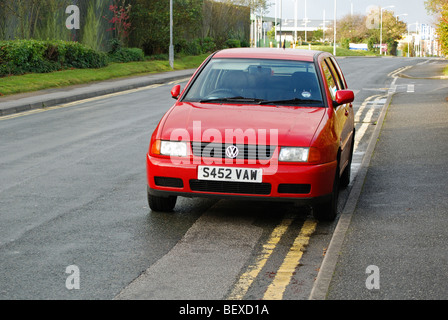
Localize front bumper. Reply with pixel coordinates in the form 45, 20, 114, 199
146, 153, 337, 205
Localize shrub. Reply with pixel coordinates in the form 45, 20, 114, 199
340, 38, 350, 50
175, 38, 201, 56
174, 37, 217, 56
224, 39, 241, 48
200, 37, 216, 53
108, 47, 145, 62
0, 40, 108, 77
62, 42, 108, 69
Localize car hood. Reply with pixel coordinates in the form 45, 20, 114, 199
159, 102, 326, 147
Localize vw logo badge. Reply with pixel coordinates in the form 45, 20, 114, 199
225, 145, 239, 158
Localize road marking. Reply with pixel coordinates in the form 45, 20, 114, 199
388, 65, 412, 78
168, 77, 191, 85
262, 219, 317, 300
417, 60, 431, 66
227, 218, 293, 300
354, 94, 381, 123
0, 83, 165, 120
354, 95, 387, 151
0, 108, 50, 120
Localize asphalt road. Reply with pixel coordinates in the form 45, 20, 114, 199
0, 56, 442, 301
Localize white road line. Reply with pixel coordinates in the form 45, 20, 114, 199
354, 95, 385, 152
354, 94, 380, 123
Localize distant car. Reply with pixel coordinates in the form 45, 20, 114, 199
146, 48, 354, 221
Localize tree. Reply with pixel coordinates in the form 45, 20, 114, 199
334, 10, 406, 55
202, 0, 250, 47
337, 14, 369, 44
379, 10, 407, 55
128, 0, 204, 55
425, 0, 448, 55
364, 9, 407, 54
105, 0, 132, 45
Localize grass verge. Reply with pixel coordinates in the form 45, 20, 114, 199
0, 53, 209, 97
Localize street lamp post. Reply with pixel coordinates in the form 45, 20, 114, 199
333, 0, 336, 56
294, 0, 298, 46
279, 0, 283, 48
380, 5, 394, 55
304, 0, 308, 43
322, 9, 328, 42
169, 0, 174, 69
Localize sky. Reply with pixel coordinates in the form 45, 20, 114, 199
264, 0, 435, 29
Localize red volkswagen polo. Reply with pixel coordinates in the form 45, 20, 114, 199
146, 48, 354, 221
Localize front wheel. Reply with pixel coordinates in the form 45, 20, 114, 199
312, 168, 340, 221
147, 187, 177, 212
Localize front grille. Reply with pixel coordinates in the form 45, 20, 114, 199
278, 184, 311, 194
154, 177, 184, 188
189, 179, 271, 195
191, 142, 275, 160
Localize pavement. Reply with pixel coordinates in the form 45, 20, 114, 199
311, 59, 448, 299
0, 68, 196, 116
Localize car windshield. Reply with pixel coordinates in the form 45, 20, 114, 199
182, 58, 323, 106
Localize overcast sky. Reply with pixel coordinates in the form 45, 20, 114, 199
264, 0, 436, 28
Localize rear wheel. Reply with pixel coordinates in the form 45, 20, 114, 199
147, 187, 177, 212
312, 167, 340, 221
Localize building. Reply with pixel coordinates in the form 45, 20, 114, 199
397, 24, 441, 57
251, 16, 334, 47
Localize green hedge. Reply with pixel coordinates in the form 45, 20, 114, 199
0, 40, 108, 77
108, 47, 145, 63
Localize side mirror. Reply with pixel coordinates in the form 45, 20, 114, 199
171, 84, 181, 100
334, 90, 354, 107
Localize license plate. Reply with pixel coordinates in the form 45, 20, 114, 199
198, 166, 262, 183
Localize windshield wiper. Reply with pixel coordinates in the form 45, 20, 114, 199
259, 98, 322, 105
199, 96, 265, 103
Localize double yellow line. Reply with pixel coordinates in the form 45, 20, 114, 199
228, 217, 317, 300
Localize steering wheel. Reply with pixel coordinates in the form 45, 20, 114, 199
205, 88, 238, 99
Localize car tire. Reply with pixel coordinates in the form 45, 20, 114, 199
312, 167, 340, 222
147, 187, 177, 212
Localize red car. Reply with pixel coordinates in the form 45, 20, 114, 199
146, 48, 354, 221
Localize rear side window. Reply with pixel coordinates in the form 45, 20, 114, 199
326, 58, 346, 90
328, 57, 347, 89
321, 60, 338, 100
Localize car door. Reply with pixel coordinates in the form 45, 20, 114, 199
320, 57, 353, 175
328, 57, 354, 173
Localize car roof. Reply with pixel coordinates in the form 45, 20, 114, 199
212, 48, 327, 62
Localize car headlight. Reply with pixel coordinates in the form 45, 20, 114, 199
279, 147, 309, 162
160, 140, 188, 157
